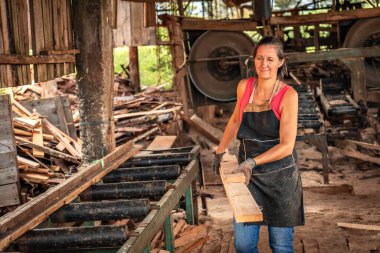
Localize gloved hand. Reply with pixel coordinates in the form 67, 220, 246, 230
232, 158, 256, 185
212, 151, 225, 174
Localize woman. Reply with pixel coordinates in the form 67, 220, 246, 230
213, 36, 304, 253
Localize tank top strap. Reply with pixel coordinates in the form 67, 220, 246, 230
239, 77, 255, 121
270, 84, 291, 121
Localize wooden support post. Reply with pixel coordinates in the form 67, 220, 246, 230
341, 57, 367, 105
129, 46, 140, 92
162, 15, 190, 116
73, 0, 116, 163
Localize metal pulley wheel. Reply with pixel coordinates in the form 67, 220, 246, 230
343, 17, 380, 87
188, 31, 255, 101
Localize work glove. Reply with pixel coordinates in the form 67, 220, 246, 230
232, 158, 256, 185
212, 151, 225, 174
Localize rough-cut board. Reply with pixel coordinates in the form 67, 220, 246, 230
337, 222, 380, 231
220, 152, 262, 223
0, 95, 20, 207
146, 136, 177, 150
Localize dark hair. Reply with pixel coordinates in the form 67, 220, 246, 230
252, 36, 288, 80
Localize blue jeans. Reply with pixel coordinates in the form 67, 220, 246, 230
233, 219, 294, 253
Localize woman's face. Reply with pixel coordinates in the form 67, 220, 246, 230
254, 45, 284, 80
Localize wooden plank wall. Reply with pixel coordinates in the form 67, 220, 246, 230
0, 0, 75, 88
113, 0, 157, 47
0, 95, 21, 208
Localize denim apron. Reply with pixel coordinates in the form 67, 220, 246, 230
237, 88, 305, 227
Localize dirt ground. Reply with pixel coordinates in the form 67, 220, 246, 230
188, 107, 380, 253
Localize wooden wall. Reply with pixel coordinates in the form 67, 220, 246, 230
0, 94, 21, 208
0, 0, 75, 88
113, 0, 157, 47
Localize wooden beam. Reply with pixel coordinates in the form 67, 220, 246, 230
337, 222, 380, 231
15, 137, 81, 164
220, 152, 262, 223
146, 136, 177, 150
338, 149, 380, 165
271, 7, 380, 25
287, 46, 380, 64
129, 46, 140, 92
0, 54, 75, 64
114, 106, 182, 120
181, 18, 258, 31
0, 141, 141, 250
40, 49, 80, 55
179, 114, 219, 144
343, 140, 380, 152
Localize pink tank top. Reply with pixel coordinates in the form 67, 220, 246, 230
239, 77, 291, 121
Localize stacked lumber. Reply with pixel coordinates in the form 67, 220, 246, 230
11, 99, 81, 202
149, 216, 232, 253
111, 84, 181, 146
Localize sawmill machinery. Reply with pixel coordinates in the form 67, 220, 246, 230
184, 0, 380, 104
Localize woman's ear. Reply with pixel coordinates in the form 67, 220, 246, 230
278, 58, 285, 68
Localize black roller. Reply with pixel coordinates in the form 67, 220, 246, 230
103, 165, 180, 183
188, 31, 255, 101
14, 225, 128, 252
80, 181, 167, 201
50, 199, 150, 223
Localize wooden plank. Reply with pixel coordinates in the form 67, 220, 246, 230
42, 118, 81, 158
270, 7, 380, 25
9, 0, 23, 85
337, 222, 380, 231
147, 136, 177, 150
61, 96, 77, 140
114, 106, 182, 120
41, 0, 55, 80
338, 149, 380, 165
15, 137, 81, 164
0, 0, 12, 87
174, 225, 207, 248
30, 0, 48, 82
0, 54, 75, 64
32, 121, 44, 158
343, 140, 380, 151
19, 172, 49, 184
180, 114, 219, 144
40, 49, 79, 55
17, 156, 40, 169
220, 152, 262, 223
18, 0, 30, 84
180, 17, 258, 31
0, 141, 141, 250
0, 184, 20, 208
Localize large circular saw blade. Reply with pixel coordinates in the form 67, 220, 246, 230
188, 31, 255, 101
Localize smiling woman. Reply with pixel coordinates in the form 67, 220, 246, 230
213, 36, 304, 253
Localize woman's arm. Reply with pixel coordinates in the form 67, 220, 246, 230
215, 79, 247, 154
253, 87, 298, 165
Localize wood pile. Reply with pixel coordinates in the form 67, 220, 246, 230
149, 214, 234, 253
2, 75, 183, 212
11, 99, 82, 203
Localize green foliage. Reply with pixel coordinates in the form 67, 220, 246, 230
0, 88, 11, 95
274, 0, 297, 10
113, 45, 173, 90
